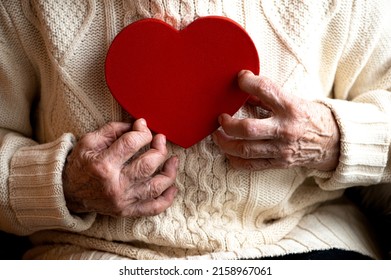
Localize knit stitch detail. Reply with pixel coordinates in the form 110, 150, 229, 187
9, 133, 96, 232
1, 0, 390, 260
32, 0, 95, 65
313, 98, 391, 189
49, 75, 101, 141
261, 0, 339, 69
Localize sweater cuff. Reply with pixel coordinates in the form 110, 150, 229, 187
311, 98, 390, 190
9, 133, 96, 232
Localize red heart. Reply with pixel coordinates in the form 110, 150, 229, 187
105, 16, 259, 148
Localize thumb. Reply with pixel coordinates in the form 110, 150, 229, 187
238, 70, 286, 113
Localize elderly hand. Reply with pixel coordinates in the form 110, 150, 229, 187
213, 70, 340, 171
63, 119, 179, 217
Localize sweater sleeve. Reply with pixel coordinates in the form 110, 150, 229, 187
0, 2, 95, 235
311, 0, 391, 190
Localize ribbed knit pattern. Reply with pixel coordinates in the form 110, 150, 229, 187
1, 0, 390, 259
9, 133, 96, 232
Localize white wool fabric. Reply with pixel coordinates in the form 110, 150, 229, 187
1, 0, 390, 259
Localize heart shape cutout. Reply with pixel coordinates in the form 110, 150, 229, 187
105, 16, 259, 148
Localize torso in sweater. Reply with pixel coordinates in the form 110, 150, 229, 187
2, 0, 387, 259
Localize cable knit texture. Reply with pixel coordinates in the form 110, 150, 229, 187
1, 0, 390, 259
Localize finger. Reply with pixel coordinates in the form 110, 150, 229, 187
131, 156, 179, 201
105, 118, 153, 166
81, 122, 133, 151
150, 133, 167, 153
238, 70, 286, 113
132, 117, 150, 132
213, 130, 280, 159
130, 186, 178, 217
218, 113, 278, 140
123, 134, 169, 180
159, 155, 179, 181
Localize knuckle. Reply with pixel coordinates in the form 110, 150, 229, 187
275, 124, 294, 140
122, 132, 152, 153
101, 122, 121, 136
135, 160, 156, 179
280, 148, 291, 160
280, 147, 296, 167
95, 123, 115, 141
255, 79, 269, 94
147, 203, 165, 216
242, 161, 258, 171
122, 135, 141, 153
229, 157, 255, 170
105, 189, 127, 214
141, 130, 153, 142
275, 125, 285, 139
77, 132, 96, 149
148, 181, 164, 199
133, 202, 165, 217
238, 143, 253, 159
242, 119, 258, 138
266, 143, 279, 158
89, 158, 114, 179
101, 122, 115, 133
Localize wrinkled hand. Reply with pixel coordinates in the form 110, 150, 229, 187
213, 70, 340, 171
63, 119, 179, 217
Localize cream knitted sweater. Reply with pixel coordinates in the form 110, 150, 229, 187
1, 0, 390, 260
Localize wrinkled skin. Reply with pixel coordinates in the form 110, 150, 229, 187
63, 70, 340, 218
63, 119, 179, 217
212, 70, 340, 172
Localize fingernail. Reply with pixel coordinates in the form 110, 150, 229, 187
139, 118, 147, 126
238, 70, 252, 78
